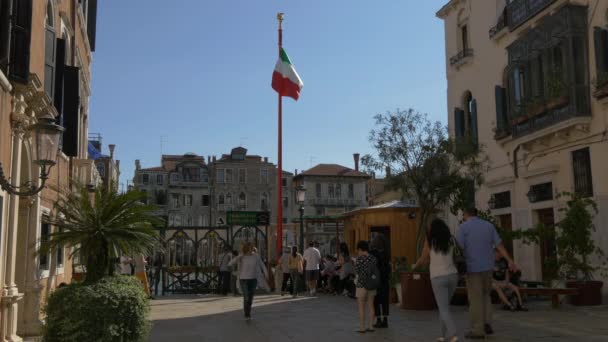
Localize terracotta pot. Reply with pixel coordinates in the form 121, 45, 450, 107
400, 272, 437, 310
566, 280, 603, 306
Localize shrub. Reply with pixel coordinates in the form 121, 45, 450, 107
43, 276, 150, 342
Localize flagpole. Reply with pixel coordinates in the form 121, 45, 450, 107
276, 12, 284, 260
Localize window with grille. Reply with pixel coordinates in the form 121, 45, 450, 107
572, 147, 593, 197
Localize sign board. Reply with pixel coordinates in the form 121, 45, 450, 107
226, 211, 270, 226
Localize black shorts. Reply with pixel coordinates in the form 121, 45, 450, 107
306, 270, 319, 281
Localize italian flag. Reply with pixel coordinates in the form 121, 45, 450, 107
272, 48, 303, 100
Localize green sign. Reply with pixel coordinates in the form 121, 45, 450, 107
226, 211, 270, 226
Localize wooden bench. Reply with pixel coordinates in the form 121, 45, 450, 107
455, 286, 579, 308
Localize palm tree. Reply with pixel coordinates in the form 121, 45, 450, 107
41, 183, 162, 283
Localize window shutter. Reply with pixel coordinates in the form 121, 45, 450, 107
54, 39, 66, 118
594, 27, 608, 74
454, 108, 465, 139
87, 0, 98, 51
8, 0, 33, 83
495, 86, 508, 133
62, 66, 80, 157
44, 27, 56, 99
470, 99, 479, 146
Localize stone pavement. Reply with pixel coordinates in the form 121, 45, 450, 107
150, 294, 608, 342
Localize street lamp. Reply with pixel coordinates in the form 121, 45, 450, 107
296, 185, 306, 253
0, 116, 64, 196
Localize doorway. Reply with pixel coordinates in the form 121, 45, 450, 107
536, 208, 556, 280
370, 226, 391, 259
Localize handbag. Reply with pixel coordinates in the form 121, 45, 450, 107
452, 237, 467, 275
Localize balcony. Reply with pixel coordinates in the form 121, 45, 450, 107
510, 98, 589, 138
507, 0, 556, 31
489, 10, 508, 39
73, 159, 102, 190
449, 48, 474, 67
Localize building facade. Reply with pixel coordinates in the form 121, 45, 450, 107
0, 0, 98, 339
134, 154, 211, 229
437, 0, 608, 292
293, 155, 370, 255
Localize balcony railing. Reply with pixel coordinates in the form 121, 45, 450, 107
449, 48, 474, 66
489, 10, 508, 39
510, 97, 589, 138
508, 0, 556, 31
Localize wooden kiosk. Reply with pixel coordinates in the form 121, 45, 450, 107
341, 201, 421, 264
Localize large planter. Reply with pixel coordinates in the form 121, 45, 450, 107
566, 280, 603, 306
400, 272, 436, 310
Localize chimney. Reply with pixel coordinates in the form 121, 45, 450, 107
212, 156, 216, 162
135, 159, 141, 170
116, 160, 120, 170
353, 153, 360, 171
295, 169, 298, 175
108, 144, 116, 158
208, 156, 211, 164
264, 157, 268, 163
385, 166, 391, 177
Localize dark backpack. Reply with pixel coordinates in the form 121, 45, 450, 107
362, 258, 381, 290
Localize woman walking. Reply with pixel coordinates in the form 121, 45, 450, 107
413, 218, 459, 342
288, 246, 304, 298
354, 240, 378, 333
370, 236, 391, 328
229, 243, 268, 320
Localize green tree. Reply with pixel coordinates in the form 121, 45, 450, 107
41, 184, 162, 283
362, 109, 486, 256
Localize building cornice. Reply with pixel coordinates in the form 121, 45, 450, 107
436, 0, 466, 19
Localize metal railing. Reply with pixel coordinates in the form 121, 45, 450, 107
449, 48, 474, 66
489, 10, 509, 39
508, 0, 556, 31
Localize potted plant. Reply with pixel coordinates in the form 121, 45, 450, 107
401, 264, 437, 310
389, 257, 409, 304
555, 192, 607, 306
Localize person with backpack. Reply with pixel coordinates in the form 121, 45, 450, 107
414, 218, 460, 342
354, 240, 379, 334
370, 235, 391, 329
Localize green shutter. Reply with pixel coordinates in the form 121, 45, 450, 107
87, 0, 98, 51
454, 108, 465, 139
44, 27, 56, 99
470, 99, 479, 146
8, 0, 33, 83
594, 27, 607, 74
495, 86, 508, 133
62, 66, 80, 157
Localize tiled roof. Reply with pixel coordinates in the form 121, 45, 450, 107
296, 164, 369, 178
161, 154, 205, 172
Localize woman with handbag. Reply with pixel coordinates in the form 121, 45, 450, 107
288, 246, 304, 298
413, 218, 459, 342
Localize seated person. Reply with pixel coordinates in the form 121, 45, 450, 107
321, 256, 337, 291
493, 251, 528, 311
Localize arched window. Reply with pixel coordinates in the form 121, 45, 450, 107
238, 192, 246, 209
226, 193, 233, 205
454, 91, 478, 146
261, 193, 268, 210
218, 193, 225, 205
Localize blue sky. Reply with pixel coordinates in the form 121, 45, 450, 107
89, 0, 448, 188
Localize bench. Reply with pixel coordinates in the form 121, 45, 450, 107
455, 286, 579, 308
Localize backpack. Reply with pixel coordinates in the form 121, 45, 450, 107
362, 257, 381, 290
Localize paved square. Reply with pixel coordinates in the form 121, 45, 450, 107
150, 294, 608, 341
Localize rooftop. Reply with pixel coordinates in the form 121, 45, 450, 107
295, 164, 369, 179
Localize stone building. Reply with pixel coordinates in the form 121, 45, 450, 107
89, 134, 120, 192
437, 0, 608, 292
292, 154, 370, 255
0, 0, 98, 338
134, 154, 211, 228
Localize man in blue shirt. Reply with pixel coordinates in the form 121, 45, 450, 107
456, 208, 517, 339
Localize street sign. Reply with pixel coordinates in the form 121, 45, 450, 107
226, 211, 270, 226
